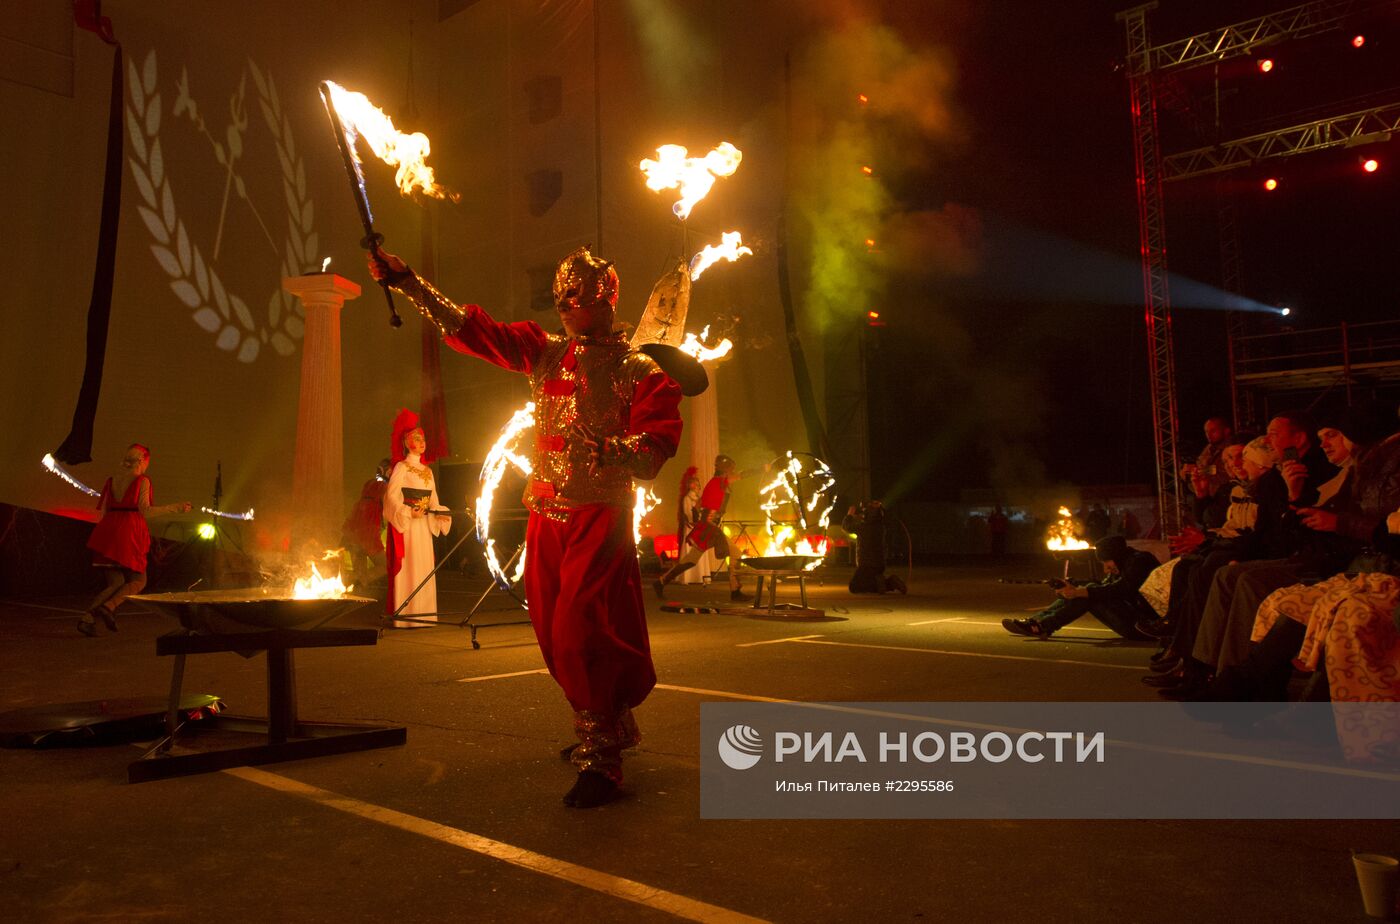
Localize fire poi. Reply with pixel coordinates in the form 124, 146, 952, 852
754, 451, 837, 571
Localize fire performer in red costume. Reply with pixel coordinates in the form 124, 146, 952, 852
78, 443, 191, 636
369, 245, 682, 808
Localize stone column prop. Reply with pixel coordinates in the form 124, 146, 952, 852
282, 273, 361, 552
684, 358, 727, 582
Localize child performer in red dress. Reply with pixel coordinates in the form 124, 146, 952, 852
79, 443, 191, 636
370, 245, 682, 808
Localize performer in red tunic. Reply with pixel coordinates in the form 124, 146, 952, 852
370, 245, 682, 808
79, 443, 191, 636
655, 454, 749, 600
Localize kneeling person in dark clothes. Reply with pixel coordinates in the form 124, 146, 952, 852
843, 501, 906, 594
1003, 536, 1156, 639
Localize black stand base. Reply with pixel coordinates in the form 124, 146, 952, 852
128, 627, 406, 783
128, 717, 406, 783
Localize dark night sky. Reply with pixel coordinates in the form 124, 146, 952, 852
862, 0, 1400, 500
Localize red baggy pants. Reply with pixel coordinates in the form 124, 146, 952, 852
524, 504, 656, 714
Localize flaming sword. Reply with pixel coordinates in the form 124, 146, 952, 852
317, 80, 402, 328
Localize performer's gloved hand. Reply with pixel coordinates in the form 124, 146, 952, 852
367, 247, 414, 287
575, 423, 612, 476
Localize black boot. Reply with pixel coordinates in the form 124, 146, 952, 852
563, 770, 619, 808
1159, 658, 1211, 700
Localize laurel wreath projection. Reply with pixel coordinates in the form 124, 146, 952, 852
126, 50, 318, 362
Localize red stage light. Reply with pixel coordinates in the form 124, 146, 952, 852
1264, 178, 1278, 191
867, 310, 880, 320
861, 165, 874, 176
1352, 34, 1366, 48
1364, 158, 1380, 173
1258, 58, 1274, 73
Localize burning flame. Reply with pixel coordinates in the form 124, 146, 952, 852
633, 486, 660, 546
476, 402, 536, 588
639, 142, 742, 220
1045, 506, 1090, 551
321, 256, 332, 272
753, 452, 837, 570
200, 506, 255, 521
293, 562, 352, 599
678, 325, 734, 363
322, 80, 457, 201
41, 454, 101, 498
689, 231, 753, 281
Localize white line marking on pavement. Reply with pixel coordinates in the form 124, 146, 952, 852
0, 599, 88, 615
781, 637, 1145, 670
735, 635, 822, 648
224, 766, 770, 924
906, 616, 966, 626
654, 683, 796, 703
457, 668, 550, 683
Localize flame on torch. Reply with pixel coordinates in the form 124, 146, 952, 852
639, 142, 742, 220
689, 231, 753, 281
678, 325, 734, 363
1045, 506, 1090, 551
322, 80, 457, 201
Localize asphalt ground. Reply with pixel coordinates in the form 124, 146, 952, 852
1, 557, 1395, 923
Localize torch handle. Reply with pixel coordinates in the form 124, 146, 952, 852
359, 231, 403, 328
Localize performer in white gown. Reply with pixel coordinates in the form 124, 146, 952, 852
383, 409, 451, 627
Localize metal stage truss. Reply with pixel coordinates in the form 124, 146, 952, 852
1232, 319, 1400, 415
1116, 0, 1400, 533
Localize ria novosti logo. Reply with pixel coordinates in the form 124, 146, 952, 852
717, 724, 764, 770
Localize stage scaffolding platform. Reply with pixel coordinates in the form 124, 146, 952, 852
1231, 319, 1400, 421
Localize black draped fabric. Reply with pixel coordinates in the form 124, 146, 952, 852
55, 41, 123, 465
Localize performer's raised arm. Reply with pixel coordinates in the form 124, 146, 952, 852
368, 247, 547, 374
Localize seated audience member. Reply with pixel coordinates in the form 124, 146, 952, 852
1141, 435, 1286, 682
1205, 503, 1400, 762
1164, 405, 1397, 698
1003, 536, 1156, 639
1138, 437, 1251, 627
1147, 412, 1338, 695
1182, 416, 1234, 526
